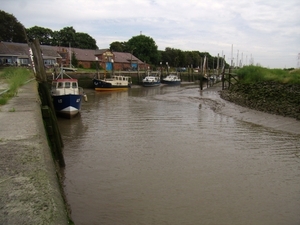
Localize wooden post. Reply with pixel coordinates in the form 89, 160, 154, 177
30, 39, 65, 167
199, 74, 203, 90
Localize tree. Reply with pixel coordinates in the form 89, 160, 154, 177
0, 10, 26, 42
110, 41, 126, 52
75, 32, 97, 49
126, 35, 159, 65
57, 26, 77, 47
26, 26, 54, 45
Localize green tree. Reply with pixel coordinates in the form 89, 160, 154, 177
57, 26, 77, 48
75, 32, 97, 49
110, 41, 126, 52
0, 10, 26, 42
51, 31, 61, 46
126, 35, 159, 65
26, 26, 54, 45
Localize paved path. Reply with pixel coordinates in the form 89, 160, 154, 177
0, 81, 69, 225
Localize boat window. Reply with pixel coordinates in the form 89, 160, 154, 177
58, 82, 63, 88
65, 82, 70, 88
72, 82, 77, 88
52, 83, 57, 89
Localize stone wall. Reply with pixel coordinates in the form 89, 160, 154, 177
220, 82, 300, 120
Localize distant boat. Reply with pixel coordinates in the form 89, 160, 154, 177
51, 68, 87, 118
93, 75, 132, 91
161, 74, 181, 85
142, 72, 161, 87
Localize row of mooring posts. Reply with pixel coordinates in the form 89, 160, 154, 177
29, 39, 65, 167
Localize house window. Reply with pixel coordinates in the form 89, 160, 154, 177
19, 58, 29, 65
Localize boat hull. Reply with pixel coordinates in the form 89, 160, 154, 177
52, 94, 82, 118
161, 75, 181, 85
93, 79, 130, 91
161, 80, 181, 85
142, 82, 161, 87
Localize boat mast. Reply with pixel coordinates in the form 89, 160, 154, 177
69, 42, 72, 68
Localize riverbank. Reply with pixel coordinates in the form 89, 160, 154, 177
220, 82, 300, 120
0, 80, 69, 224
199, 82, 300, 135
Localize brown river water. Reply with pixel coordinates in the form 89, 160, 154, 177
58, 84, 300, 225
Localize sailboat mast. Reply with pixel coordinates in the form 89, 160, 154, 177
69, 43, 71, 68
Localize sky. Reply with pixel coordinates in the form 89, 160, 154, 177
2, 0, 300, 68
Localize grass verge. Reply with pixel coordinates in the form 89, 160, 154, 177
0, 67, 34, 105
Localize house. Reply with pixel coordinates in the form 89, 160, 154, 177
112, 51, 148, 71
63, 47, 97, 69
51, 47, 144, 70
0, 41, 148, 71
0, 41, 61, 67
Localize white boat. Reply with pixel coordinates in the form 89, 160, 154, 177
162, 74, 181, 85
51, 68, 87, 118
93, 75, 132, 91
142, 72, 161, 87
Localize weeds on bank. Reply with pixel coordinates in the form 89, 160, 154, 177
236, 65, 300, 84
0, 67, 34, 105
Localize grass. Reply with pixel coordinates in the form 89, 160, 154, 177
236, 65, 300, 84
0, 67, 34, 105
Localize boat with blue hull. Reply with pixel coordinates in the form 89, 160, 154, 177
93, 75, 132, 91
162, 74, 181, 85
51, 68, 87, 118
142, 72, 161, 87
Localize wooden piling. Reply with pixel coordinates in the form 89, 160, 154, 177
30, 39, 65, 167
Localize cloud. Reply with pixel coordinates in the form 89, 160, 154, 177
2, 0, 300, 68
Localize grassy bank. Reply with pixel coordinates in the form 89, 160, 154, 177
221, 66, 300, 120
0, 67, 34, 105
236, 65, 300, 84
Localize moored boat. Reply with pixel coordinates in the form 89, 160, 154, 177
142, 72, 161, 87
51, 68, 87, 118
161, 74, 181, 85
93, 75, 132, 91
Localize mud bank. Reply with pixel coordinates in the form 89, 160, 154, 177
220, 82, 300, 120
0, 81, 69, 225
198, 82, 300, 136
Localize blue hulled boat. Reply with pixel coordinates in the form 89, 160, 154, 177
51, 68, 86, 118
161, 74, 181, 85
142, 72, 161, 87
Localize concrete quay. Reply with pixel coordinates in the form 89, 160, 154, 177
0, 81, 69, 224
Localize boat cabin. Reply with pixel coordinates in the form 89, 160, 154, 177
51, 78, 80, 95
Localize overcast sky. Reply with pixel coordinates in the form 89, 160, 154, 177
2, 0, 300, 68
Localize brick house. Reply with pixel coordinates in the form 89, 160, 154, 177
94, 49, 147, 71
58, 47, 148, 71
0, 41, 148, 71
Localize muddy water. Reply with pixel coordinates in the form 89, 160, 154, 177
59, 84, 300, 225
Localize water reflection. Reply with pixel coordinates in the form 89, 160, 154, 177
60, 85, 300, 225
